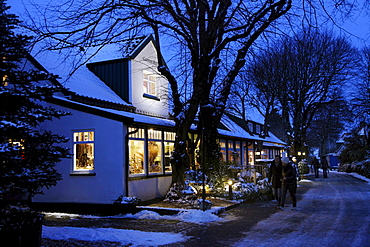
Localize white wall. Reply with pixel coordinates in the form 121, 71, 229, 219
129, 176, 172, 202
34, 103, 128, 204
131, 41, 169, 118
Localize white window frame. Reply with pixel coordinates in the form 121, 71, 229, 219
143, 71, 157, 96
72, 130, 95, 175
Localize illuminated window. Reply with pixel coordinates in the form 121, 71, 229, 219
164, 131, 175, 172
73, 131, 94, 171
148, 129, 162, 174
129, 127, 175, 176
248, 142, 254, 165
143, 72, 157, 96
219, 139, 226, 161
227, 140, 234, 161
8, 139, 25, 159
129, 139, 145, 175
129, 127, 145, 175
148, 141, 161, 173
233, 141, 241, 165
2, 74, 8, 86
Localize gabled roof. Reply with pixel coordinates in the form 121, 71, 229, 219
88, 35, 157, 63
28, 36, 158, 109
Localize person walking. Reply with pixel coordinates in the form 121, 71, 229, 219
281, 157, 297, 209
311, 156, 320, 178
268, 155, 282, 208
321, 156, 329, 178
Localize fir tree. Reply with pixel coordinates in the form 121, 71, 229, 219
0, 0, 70, 214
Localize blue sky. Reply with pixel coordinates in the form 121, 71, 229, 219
8, 0, 370, 48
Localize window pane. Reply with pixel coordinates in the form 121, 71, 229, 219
164, 142, 174, 172
148, 141, 161, 173
129, 128, 145, 139
143, 80, 148, 94
149, 81, 156, 95
75, 143, 94, 170
148, 129, 161, 140
219, 140, 226, 161
164, 131, 175, 141
143, 72, 156, 96
129, 140, 145, 175
89, 131, 94, 141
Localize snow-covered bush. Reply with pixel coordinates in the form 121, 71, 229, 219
298, 160, 309, 175
113, 196, 142, 205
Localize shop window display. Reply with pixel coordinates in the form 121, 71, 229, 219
128, 127, 175, 176
148, 141, 161, 173
129, 140, 145, 174
73, 131, 94, 171
164, 131, 175, 172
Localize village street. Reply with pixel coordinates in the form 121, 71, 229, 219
167, 172, 370, 247
42, 172, 370, 246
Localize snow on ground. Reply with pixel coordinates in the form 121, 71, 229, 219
42, 172, 370, 246
121, 208, 222, 223
44, 208, 223, 223
42, 209, 223, 246
43, 225, 189, 246
344, 171, 370, 184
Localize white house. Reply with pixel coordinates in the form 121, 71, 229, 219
20, 35, 285, 211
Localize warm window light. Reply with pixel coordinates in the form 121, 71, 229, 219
298, 151, 302, 156
256, 151, 261, 155
2, 75, 8, 86
302, 152, 306, 156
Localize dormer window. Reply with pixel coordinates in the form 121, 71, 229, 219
256, 124, 261, 134
143, 71, 157, 96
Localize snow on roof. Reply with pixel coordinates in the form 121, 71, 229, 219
220, 114, 285, 145
54, 96, 284, 145
54, 96, 174, 127
219, 114, 260, 140
89, 36, 149, 63
263, 132, 286, 146
244, 106, 265, 124
28, 35, 156, 106
30, 46, 130, 106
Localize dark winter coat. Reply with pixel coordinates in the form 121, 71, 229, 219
281, 162, 297, 187
311, 157, 320, 169
321, 158, 329, 170
268, 160, 282, 188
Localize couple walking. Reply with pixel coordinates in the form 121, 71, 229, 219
268, 155, 297, 210
311, 156, 329, 178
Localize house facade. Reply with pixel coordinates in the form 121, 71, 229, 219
23, 35, 285, 205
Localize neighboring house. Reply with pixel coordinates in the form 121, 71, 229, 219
19, 35, 285, 208
329, 122, 370, 168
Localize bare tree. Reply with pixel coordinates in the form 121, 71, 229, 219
247, 28, 358, 157
227, 71, 252, 123
306, 99, 353, 156
352, 46, 370, 122
22, 0, 292, 187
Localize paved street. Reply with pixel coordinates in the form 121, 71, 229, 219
41, 172, 370, 246
170, 172, 370, 247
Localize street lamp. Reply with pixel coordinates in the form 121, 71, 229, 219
228, 180, 233, 200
